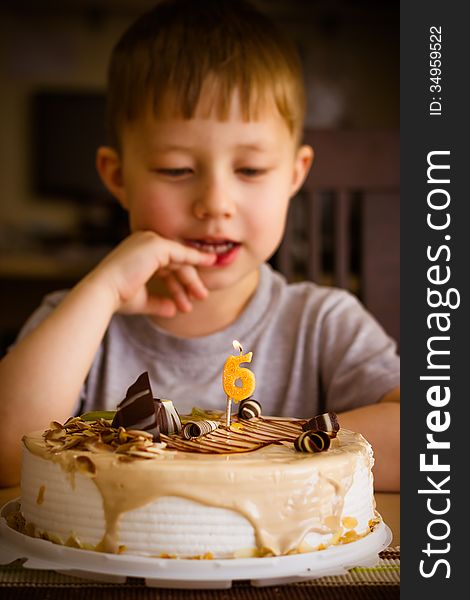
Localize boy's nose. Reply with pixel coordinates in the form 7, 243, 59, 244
192, 180, 236, 220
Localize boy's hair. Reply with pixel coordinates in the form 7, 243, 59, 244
106, 0, 306, 151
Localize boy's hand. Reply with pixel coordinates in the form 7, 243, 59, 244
89, 231, 216, 317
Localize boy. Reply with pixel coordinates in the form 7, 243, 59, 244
0, 0, 399, 489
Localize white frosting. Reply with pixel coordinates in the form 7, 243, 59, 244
21, 452, 256, 556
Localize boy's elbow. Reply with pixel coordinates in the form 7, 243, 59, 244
0, 442, 22, 487
0, 470, 21, 488
371, 402, 400, 492
373, 460, 400, 492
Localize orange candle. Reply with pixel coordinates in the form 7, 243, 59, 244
222, 340, 256, 427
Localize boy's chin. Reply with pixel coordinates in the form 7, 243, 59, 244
198, 264, 260, 294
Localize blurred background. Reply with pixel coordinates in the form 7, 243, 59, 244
0, 0, 399, 355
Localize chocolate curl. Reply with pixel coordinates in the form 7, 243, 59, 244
154, 399, 182, 435
237, 398, 262, 421
302, 411, 339, 435
294, 430, 332, 453
112, 372, 160, 441
182, 420, 219, 439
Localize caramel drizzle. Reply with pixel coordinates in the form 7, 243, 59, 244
161, 417, 305, 454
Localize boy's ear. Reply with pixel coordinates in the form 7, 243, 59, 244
291, 144, 314, 197
96, 146, 128, 209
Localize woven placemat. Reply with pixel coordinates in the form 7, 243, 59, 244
0, 547, 399, 598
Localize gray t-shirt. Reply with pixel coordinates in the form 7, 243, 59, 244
16, 263, 399, 418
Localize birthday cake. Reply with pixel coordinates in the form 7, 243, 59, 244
13, 352, 378, 559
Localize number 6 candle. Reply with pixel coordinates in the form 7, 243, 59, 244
222, 340, 256, 427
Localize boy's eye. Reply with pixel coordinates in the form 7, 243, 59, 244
155, 168, 193, 178
237, 167, 266, 177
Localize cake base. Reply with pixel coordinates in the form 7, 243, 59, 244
0, 499, 392, 589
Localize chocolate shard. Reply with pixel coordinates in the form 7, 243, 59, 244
112, 372, 160, 442
237, 398, 262, 420
302, 411, 339, 434
294, 430, 332, 453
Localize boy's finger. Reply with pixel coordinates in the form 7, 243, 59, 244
144, 295, 178, 318
167, 241, 216, 267
173, 265, 209, 300
164, 273, 193, 313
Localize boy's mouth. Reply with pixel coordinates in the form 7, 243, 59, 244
184, 239, 241, 266
184, 239, 239, 254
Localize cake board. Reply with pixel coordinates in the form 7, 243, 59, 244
0, 498, 392, 589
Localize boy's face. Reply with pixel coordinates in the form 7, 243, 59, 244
100, 90, 312, 294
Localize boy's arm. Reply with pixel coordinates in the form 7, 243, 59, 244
0, 231, 214, 486
337, 387, 400, 492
